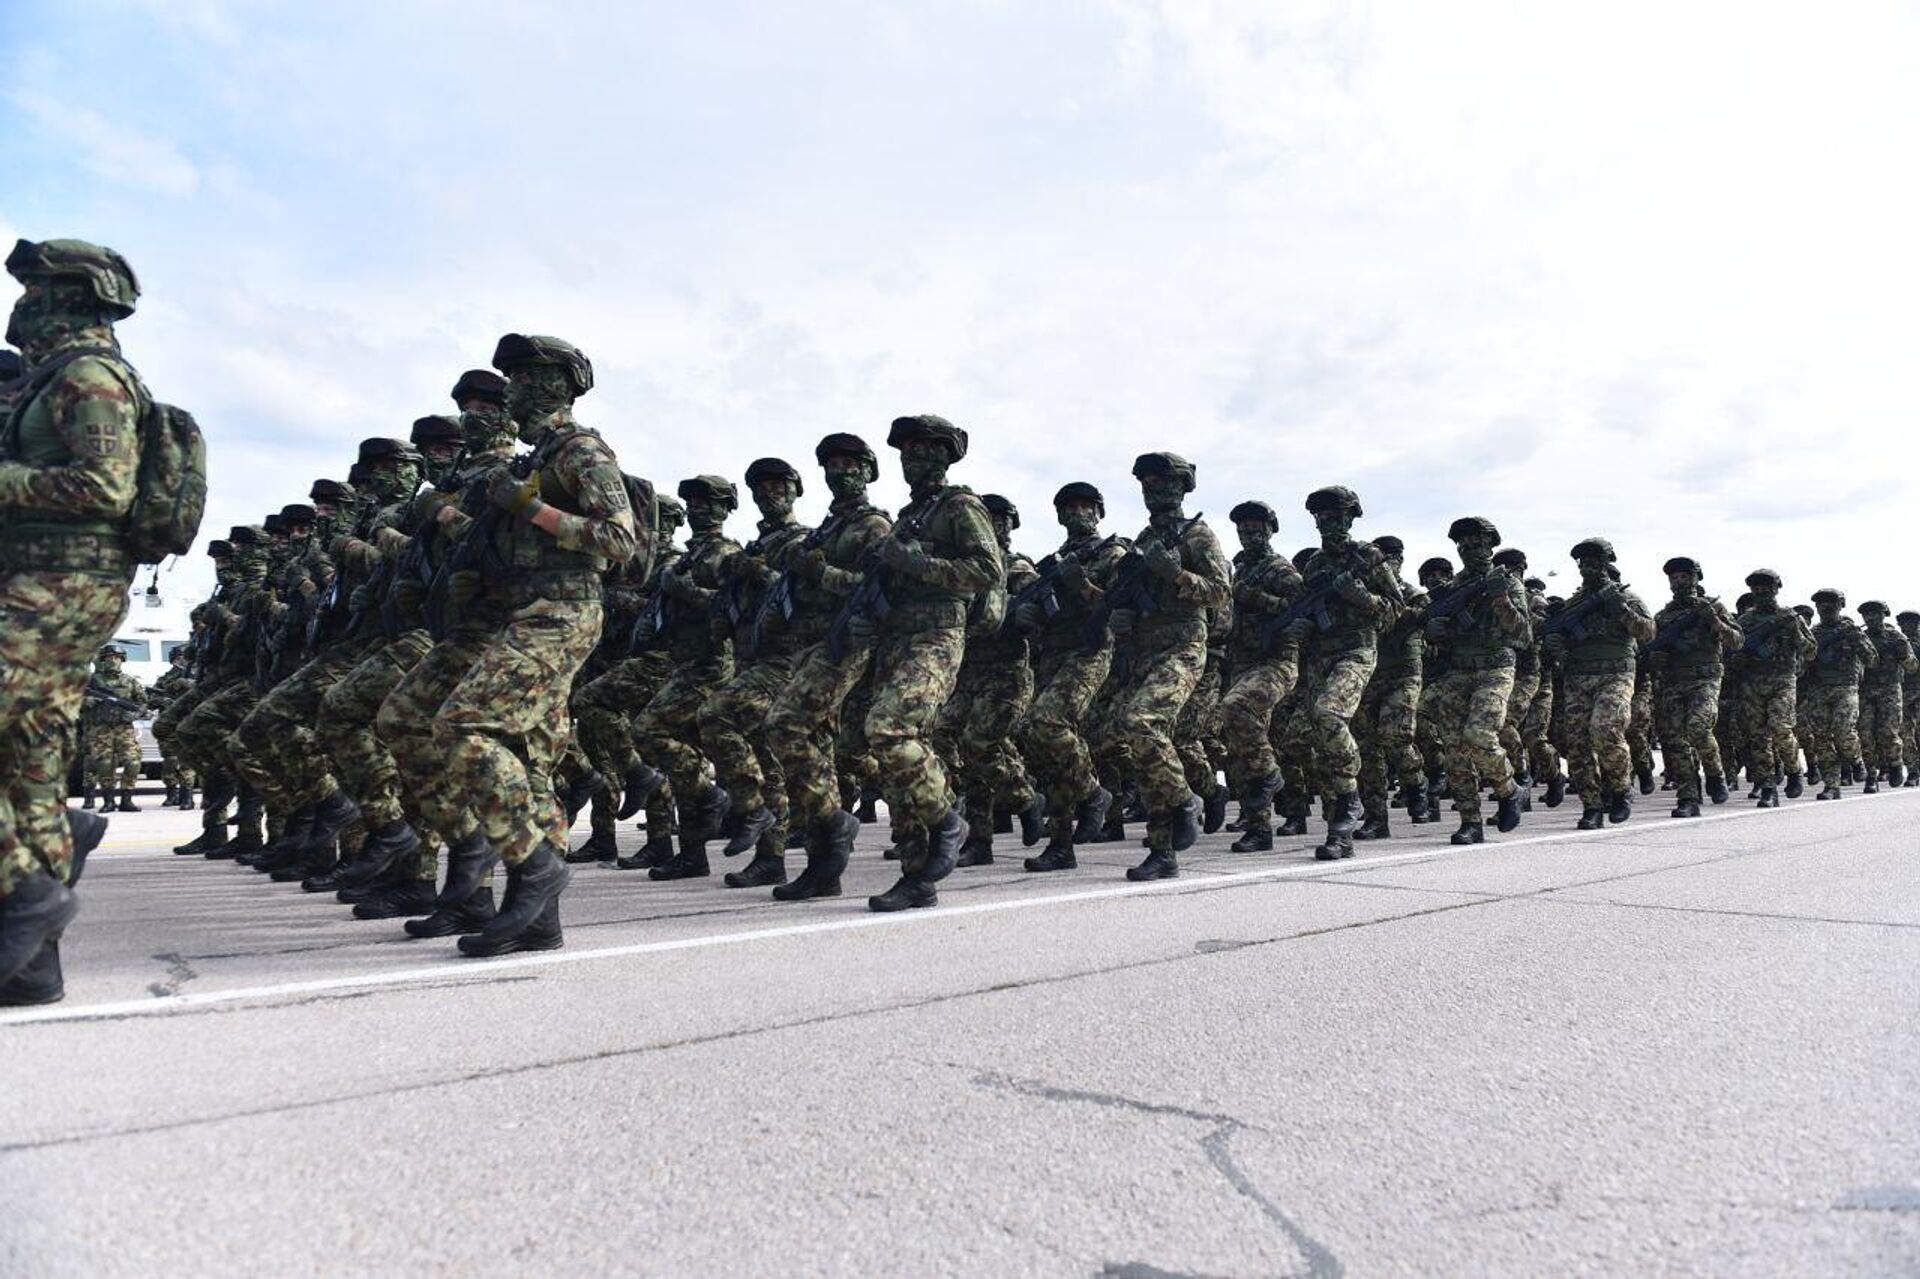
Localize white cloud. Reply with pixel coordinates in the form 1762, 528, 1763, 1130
10, 91, 201, 197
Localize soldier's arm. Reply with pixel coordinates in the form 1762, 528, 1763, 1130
1710, 601, 1744, 649
1005, 554, 1042, 596
1620, 592, 1657, 642
818, 511, 892, 598
1157, 524, 1231, 609
1790, 616, 1817, 657
907, 498, 1002, 595
1239, 558, 1303, 615
1857, 627, 1879, 666
0, 356, 142, 517
1488, 573, 1531, 636
532, 437, 637, 564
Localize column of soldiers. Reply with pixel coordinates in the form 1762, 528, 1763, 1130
6, 236, 1920, 1009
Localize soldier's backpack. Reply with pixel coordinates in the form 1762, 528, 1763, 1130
1, 346, 206, 564
623, 473, 661, 583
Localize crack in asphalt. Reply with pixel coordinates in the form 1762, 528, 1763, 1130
971, 1070, 1341, 1278
145, 953, 197, 1000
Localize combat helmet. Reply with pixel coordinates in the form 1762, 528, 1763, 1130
1053, 482, 1104, 515
450, 369, 509, 406
655, 493, 686, 529
1305, 485, 1362, 517
1229, 500, 1279, 532
887, 414, 968, 462
982, 494, 1019, 529
745, 457, 804, 497
1133, 452, 1196, 492
1448, 516, 1500, 544
677, 475, 739, 509
410, 415, 464, 447
1662, 556, 1702, 577
815, 433, 879, 481
1859, 599, 1889, 617
1492, 547, 1528, 571
1745, 568, 1783, 589
5, 238, 140, 317
1371, 535, 1405, 558
1811, 587, 1845, 607
96, 644, 124, 664
1570, 537, 1615, 562
492, 333, 594, 396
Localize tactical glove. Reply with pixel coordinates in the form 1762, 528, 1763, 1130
1143, 540, 1181, 581
487, 469, 542, 518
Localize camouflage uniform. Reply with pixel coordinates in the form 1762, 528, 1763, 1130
1355, 572, 1424, 833
1900, 614, 1920, 779
1646, 567, 1742, 809
0, 237, 146, 995
1216, 530, 1302, 844
1801, 602, 1877, 790
1857, 606, 1914, 783
147, 657, 197, 798
175, 528, 274, 846
1542, 544, 1656, 819
1014, 509, 1130, 851
1731, 586, 1815, 800
1419, 530, 1530, 830
82, 654, 146, 798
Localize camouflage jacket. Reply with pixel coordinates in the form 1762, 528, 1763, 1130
1861, 624, 1916, 689
657, 527, 742, 666
1805, 618, 1878, 687
1123, 512, 1232, 634
81, 668, 147, 728
1425, 564, 1531, 670
1649, 592, 1742, 677
1030, 530, 1132, 657
1227, 547, 1302, 666
1300, 537, 1404, 657
881, 484, 1002, 631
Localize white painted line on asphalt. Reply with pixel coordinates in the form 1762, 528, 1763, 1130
7, 787, 1916, 1027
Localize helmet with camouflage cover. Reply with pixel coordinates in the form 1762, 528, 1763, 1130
1896, 609, 1919, 626
1229, 500, 1279, 532
450, 368, 509, 406
96, 644, 124, 664
310, 478, 354, 505
1305, 485, 1362, 517
982, 494, 1019, 529
357, 437, 423, 466
1053, 481, 1104, 515
745, 457, 804, 496
1662, 556, 1702, 578
1372, 534, 1405, 558
1492, 547, 1527, 571
887, 414, 968, 462
1448, 516, 1500, 544
1745, 568, 1783, 589
677, 475, 739, 509
1132, 452, 1196, 492
206, 539, 232, 559
6, 238, 140, 318
491, 333, 594, 396
263, 513, 286, 536
815, 432, 880, 481
1859, 599, 1888, 617
1418, 556, 1453, 580
1811, 587, 1845, 607
655, 493, 686, 530
411, 415, 464, 447
1570, 536, 1615, 562
280, 503, 316, 525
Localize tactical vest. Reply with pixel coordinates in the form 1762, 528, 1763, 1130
488, 425, 616, 602
0, 348, 143, 576
1562, 588, 1641, 674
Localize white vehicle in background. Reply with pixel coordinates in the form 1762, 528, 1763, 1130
104, 581, 194, 778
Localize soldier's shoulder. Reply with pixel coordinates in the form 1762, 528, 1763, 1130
45, 351, 143, 410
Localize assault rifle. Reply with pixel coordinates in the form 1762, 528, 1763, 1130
426, 452, 536, 635
1423, 570, 1512, 629
1647, 597, 1716, 655
1080, 514, 1202, 656
1003, 534, 1121, 638
826, 495, 954, 664
1814, 622, 1858, 662
1738, 611, 1794, 661
84, 678, 144, 717
751, 513, 852, 655
1539, 585, 1621, 644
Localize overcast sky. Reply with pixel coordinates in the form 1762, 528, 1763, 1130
5, 0, 1917, 608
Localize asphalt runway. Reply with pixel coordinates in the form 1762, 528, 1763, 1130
4, 785, 1917, 1276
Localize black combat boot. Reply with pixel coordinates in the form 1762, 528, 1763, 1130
80, 785, 96, 811
65, 809, 106, 885
229, 789, 267, 861
177, 785, 197, 810
786, 828, 808, 849
403, 886, 496, 938
1017, 796, 1046, 848
564, 828, 619, 865
1785, 772, 1805, 799
1313, 791, 1360, 861
1450, 817, 1484, 845
254, 805, 317, 867
0, 872, 79, 988
116, 789, 139, 813
1494, 788, 1524, 834
1127, 845, 1179, 881
351, 879, 437, 920
1576, 806, 1605, 830
856, 788, 881, 824
1202, 784, 1229, 835
682, 784, 731, 842
561, 770, 604, 825
1353, 807, 1389, 842
338, 864, 406, 905
1023, 833, 1077, 872
0, 938, 63, 1007
650, 833, 712, 881
1816, 778, 1841, 801
1671, 797, 1701, 818
1404, 779, 1433, 823
724, 849, 787, 888
1706, 774, 1729, 805
1635, 766, 1655, 795
1167, 794, 1203, 853
1606, 791, 1633, 824
1120, 783, 1147, 822
173, 821, 224, 856
1757, 782, 1780, 808
991, 807, 1013, 835
1543, 774, 1568, 808
614, 762, 664, 820
1890, 764, 1908, 787
868, 875, 937, 912
955, 830, 994, 868
339, 819, 423, 888
459, 847, 570, 957
923, 807, 968, 884
1864, 768, 1881, 795
773, 811, 855, 900
1232, 810, 1276, 851
722, 805, 777, 857
616, 832, 673, 870
1841, 761, 1857, 785
1071, 786, 1113, 844
438, 829, 501, 907
269, 841, 337, 883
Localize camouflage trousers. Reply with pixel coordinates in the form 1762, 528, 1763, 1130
230, 641, 367, 812
573, 652, 672, 831
151, 681, 209, 774
1735, 673, 1801, 782
1422, 664, 1517, 819
0, 571, 130, 892
1500, 667, 1539, 778
1300, 646, 1377, 796
1558, 666, 1636, 801
633, 657, 731, 823
1627, 680, 1655, 778
318, 629, 434, 837
1522, 672, 1558, 782
178, 681, 261, 802
1653, 673, 1724, 802
1858, 685, 1905, 772
378, 624, 504, 845
1716, 678, 1747, 780
1905, 694, 1920, 771
864, 625, 968, 858
699, 655, 795, 822
1019, 644, 1111, 835
935, 652, 1037, 828
1173, 652, 1224, 800
431, 598, 603, 865
161, 755, 194, 790
85, 723, 141, 791
767, 638, 874, 831
1799, 682, 1862, 781
1356, 672, 1421, 823
1218, 652, 1301, 801
1101, 624, 1208, 817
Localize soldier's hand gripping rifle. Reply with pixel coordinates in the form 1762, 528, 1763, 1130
427, 452, 536, 636
1080, 516, 1201, 656
84, 678, 144, 717
826, 501, 949, 664
1539, 584, 1621, 645
1737, 610, 1793, 662
1647, 596, 1717, 656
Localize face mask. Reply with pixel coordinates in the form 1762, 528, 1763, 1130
1060, 510, 1099, 540
1236, 528, 1270, 555
507, 366, 572, 442
1460, 541, 1493, 570
1141, 479, 1183, 514
6, 281, 101, 358
461, 404, 514, 452
755, 486, 797, 521
1314, 510, 1351, 544
826, 470, 867, 502
900, 454, 945, 490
